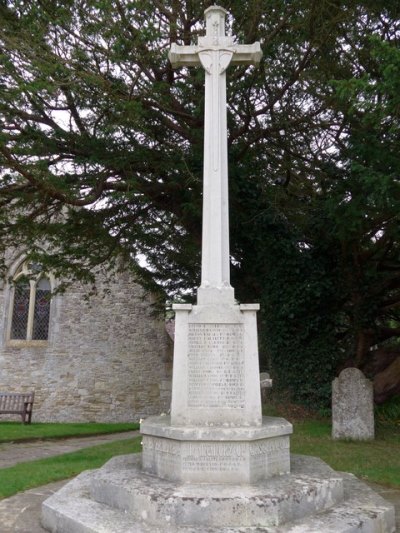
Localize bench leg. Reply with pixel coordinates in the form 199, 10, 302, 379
22, 407, 29, 424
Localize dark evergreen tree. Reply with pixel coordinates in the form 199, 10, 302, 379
1, 0, 399, 405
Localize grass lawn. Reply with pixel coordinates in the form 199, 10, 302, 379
0, 421, 139, 443
0, 413, 399, 501
291, 418, 400, 487
0, 436, 142, 499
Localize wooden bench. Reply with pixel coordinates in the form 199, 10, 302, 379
0, 392, 34, 424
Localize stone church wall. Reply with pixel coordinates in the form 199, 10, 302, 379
0, 254, 172, 422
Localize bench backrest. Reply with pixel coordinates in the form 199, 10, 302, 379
0, 392, 35, 412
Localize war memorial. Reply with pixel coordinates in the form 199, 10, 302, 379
41, 6, 395, 532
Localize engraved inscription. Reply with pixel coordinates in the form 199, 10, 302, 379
142, 436, 180, 455
250, 437, 290, 456
188, 323, 244, 408
183, 443, 246, 472
142, 437, 181, 475
249, 437, 290, 478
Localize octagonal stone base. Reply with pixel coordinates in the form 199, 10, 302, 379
140, 415, 292, 484
41, 454, 395, 532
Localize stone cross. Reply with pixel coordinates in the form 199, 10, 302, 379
169, 6, 262, 305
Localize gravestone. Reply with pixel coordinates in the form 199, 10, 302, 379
41, 7, 395, 532
260, 371, 273, 403
332, 367, 375, 440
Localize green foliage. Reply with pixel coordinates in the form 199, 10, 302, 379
375, 395, 400, 424
259, 216, 341, 407
0, 1, 400, 404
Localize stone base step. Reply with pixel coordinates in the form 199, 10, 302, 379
41, 454, 395, 533
88, 454, 343, 528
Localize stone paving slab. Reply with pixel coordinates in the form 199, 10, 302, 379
0, 479, 67, 532
0, 430, 139, 468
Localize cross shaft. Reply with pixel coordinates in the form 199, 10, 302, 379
169, 6, 262, 305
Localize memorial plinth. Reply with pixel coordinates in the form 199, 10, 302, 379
170, 303, 261, 426
141, 416, 292, 484
141, 299, 293, 483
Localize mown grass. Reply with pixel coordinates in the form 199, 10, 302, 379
0, 436, 142, 500
264, 398, 400, 488
1, 412, 399, 501
0, 422, 139, 443
291, 418, 400, 487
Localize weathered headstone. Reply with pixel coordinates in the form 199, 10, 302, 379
260, 371, 273, 403
332, 367, 375, 440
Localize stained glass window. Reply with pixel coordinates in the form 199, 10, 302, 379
9, 262, 52, 342
11, 277, 30, 340
32, 277, 51, 340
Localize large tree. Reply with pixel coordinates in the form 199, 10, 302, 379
1, 0, 399, 404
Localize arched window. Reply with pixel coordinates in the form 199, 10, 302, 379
10, 261, 52, 342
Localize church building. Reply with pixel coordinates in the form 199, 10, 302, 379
0, 249, 172, 422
